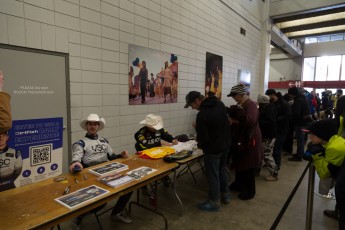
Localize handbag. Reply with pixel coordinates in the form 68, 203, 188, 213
163, 150, 193, 163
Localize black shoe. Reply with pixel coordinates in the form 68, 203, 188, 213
162, 177, 170, 187
229, 182, 240, 192
255, 167, 261, 177
72, 215, 83, 230
141, 187, 150, 196
238, 193, 255, 200
288, 156, 302, 162
323, 209, 339, 220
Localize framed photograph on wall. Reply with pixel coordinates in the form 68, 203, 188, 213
237, 69, 251, 95
205, 52, 223, 98
128, 45, 178, 105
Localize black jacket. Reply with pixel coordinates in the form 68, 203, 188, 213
258, 103, 277, 139
134, 127, 175, 151
195, 96, 231, 154
274, 97, 291, 134
291, 95, 310, 126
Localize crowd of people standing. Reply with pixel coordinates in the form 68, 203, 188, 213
185, 84, 345, 229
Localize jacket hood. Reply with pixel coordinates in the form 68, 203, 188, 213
201, 96, 218, 108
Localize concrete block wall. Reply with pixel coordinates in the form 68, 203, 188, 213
0, 0, 264, 155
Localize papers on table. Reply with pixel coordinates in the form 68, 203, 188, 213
89, 162, 128, 177
126, 166, 157, 180
170, 140, 197, 152
55, 185, 109, 209
99, 173, 134, 188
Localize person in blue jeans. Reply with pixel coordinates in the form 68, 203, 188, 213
287, 87, 310, 161
184, 91, 231, 211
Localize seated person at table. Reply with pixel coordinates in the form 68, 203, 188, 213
69, 114, 132, 229
135, 114, 178, 151
0, 131, 22, 192
135, 114, 178, 187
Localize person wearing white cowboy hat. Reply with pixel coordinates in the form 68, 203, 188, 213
135, 114, 178, 189
135, 114, 178, 152
79, 113, 105, 133
69, 113, 133, 227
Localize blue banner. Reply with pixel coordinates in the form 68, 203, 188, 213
7, 117, 63, 187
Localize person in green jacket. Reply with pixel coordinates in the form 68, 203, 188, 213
325, 95, 345, 223
305, 119, 345, 180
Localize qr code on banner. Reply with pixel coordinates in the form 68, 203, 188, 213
30, 144, 52, 167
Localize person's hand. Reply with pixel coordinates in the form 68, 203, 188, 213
121, 150, 129, 158
306, 142, 325, 155
303, 150, 313, 161
69, 162, 83, 172
161, 140, 172, 146
172, 139, 178, 145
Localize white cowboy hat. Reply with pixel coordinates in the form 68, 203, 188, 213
80, 114, 105, 131
139, 114, 163, 130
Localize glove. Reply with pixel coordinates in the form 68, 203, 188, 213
306, 142, 325, 155
303, 142, 325, 161
303, 150, 313, 161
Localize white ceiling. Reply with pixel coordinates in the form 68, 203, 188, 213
270, 0, 345, 39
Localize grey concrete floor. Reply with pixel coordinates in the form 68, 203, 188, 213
59, 154, 339, 230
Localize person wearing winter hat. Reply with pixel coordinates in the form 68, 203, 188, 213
257, 95, 279, 181
305, 119, 345, 180
304, 119, 345, 223
227, 84, 262, 200
227, 83, 246, 97
70, 114, 132, 228
287, 87, 310, 162
305, 119, 345, 225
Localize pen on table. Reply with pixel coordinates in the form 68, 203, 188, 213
63, 186, 71, 195
74, 177, 79, 184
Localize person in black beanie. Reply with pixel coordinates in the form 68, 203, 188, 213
304, 119, 345, 180
327, 95, 345, 226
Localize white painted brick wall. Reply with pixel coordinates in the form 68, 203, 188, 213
25, 20, 41, 49
55, 0, 79, 17
41, 24, 56, 50
24, 4, 55, 25
0, 0, 265, 155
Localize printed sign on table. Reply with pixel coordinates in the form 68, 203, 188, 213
6, 117, 63, 189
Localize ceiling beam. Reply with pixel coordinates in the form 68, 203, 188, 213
281, 18, 345, 33
272, 4, 345, 23
288, 29, 345, 39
